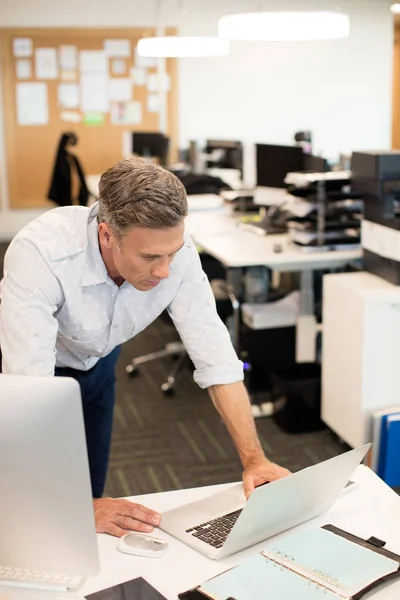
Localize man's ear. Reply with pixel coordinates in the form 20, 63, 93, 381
98, 223, 117, 249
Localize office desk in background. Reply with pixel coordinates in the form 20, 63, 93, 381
186, 208, 361, 363
73, 467, 400, 600
83, 184, 361, 362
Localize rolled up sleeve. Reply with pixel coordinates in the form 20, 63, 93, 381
0, 238, 62, 376
167, 240, 243, 389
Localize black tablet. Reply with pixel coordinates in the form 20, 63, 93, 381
85, 576, 167, 600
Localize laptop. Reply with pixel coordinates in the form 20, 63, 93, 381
160, 444, 370, 560
0, 374, 100, 593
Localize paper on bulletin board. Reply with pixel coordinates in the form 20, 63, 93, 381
13, 38, 32, 58
79, 50, 108, 73
81, 72, 109, 112
58, 83, 79, 109
104, 39, 131, 58
60, 70, 77, 81
111, 58, 126, 75
60, 110, 82, 123
146, 73, 158, 93
147, 93, 160, 113
135, 49, 157, 69
16, 59, 31, 80
59, 46, 78, 70
147, 72, 170, 93
108, 78, 132, 102
129, 67, 147, 86
111, 101, 142, 125
160, 73, 170, 92
83, 113, 105, 125
16, 82, 48, 125
35, 48, 58, 79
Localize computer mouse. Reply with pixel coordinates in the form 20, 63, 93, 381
117, 532, 169, 558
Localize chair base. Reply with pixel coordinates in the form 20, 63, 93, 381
126, 341, 187, 395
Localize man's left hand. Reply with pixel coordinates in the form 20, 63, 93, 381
243, 457, 290, 499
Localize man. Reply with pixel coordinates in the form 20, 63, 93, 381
0, 158, 289, 538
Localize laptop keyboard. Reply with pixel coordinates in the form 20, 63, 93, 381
185, 508, 242, 549
0, 566, 83, 591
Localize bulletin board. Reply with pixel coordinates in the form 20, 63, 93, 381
0, 28, 178, 209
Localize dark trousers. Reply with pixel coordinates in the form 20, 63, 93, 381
55, 346, 122, 498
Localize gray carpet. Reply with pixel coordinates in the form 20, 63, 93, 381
107, 318, 346, 497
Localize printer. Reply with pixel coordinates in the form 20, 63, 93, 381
351, 150, 400, 285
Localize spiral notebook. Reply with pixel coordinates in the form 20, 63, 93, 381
181, 525, 400, 600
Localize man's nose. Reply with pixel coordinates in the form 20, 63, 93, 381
151, 257, 170, 280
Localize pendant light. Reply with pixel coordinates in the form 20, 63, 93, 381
218, 11, 350, 42
137, 36, 229, 58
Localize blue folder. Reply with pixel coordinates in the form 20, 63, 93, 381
377, 412, 400, 487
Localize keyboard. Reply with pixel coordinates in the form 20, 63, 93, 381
0, 566, 83, 591
185, 508, 242, 549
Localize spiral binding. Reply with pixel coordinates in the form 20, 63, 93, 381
311, 570, 341, 594
265, 548, 295, 570
264, 548, 341, 595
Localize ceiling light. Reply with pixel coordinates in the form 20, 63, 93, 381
219, 11, 350, 42
391, 4, 400, 14
137, 36, 229, 58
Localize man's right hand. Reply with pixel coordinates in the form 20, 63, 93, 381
93, 497, 161, 538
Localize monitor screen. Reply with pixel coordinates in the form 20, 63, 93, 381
205, 140, 243, 172
303, 154, 329, 172
132, 133, 169, 165
256, 144, 304, 188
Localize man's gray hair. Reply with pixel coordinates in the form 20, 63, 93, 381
97, 157, 188, 239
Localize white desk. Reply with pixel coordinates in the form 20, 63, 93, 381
77, 467, 400, 600
186, 207, 361, 272
186, 208, 361, 362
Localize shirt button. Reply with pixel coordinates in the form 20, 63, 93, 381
79, 242, 85, 249
72, 336, 78, 340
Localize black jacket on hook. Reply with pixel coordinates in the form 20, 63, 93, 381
48, 132, 90, 207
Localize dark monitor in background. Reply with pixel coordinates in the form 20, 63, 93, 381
303, 154, 329, 172
256, 143, 304, 188
132, 132, 169, 165
205, 140, 243, 175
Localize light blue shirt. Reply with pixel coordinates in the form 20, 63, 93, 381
0, 203, 243, 388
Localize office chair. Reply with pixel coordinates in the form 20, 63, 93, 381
126, 281, 240, 395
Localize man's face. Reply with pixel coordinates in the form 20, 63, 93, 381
99, 222, 185, 292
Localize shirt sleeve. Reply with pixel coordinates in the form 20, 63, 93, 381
0, 237, 63, 376
167, 238, 244, 389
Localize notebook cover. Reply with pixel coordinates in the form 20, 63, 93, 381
322, 524, 400, 600
179, 526, 400, 600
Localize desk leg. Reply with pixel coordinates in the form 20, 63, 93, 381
296, 270, 317, 363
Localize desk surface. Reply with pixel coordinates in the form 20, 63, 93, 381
186, 209, 362, 272
79, 466, 400, 600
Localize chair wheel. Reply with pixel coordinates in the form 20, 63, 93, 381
126, 364, 139, 377
161, 383, 175, 396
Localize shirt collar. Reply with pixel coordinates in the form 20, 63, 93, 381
82, 203, 109, 287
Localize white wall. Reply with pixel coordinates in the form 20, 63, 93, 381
0, 0, 395, 238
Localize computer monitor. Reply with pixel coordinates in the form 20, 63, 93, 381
132, 132, 170, 165
205, 140, 243, 174
0, 375, 99, 591
304, 154, 329, 172
256, 143, 304, 188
